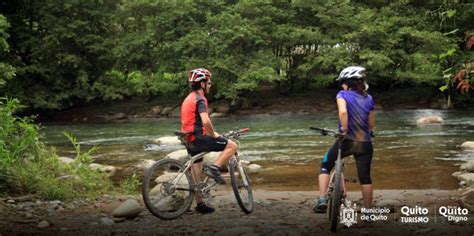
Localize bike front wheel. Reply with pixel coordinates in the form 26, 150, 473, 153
142, 158, 194, 220
229, 159, 253, 214
328, 171, 342, 232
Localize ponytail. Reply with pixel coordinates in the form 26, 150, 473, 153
344, 79, 368, 97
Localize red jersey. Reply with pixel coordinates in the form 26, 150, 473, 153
180, 90, 208, 142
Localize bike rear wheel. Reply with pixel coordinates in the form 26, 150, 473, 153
329, 171, 342, 232
142, 158, 194, 220
229, 158, 253, 214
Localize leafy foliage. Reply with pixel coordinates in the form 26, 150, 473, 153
0, 1, 473, 108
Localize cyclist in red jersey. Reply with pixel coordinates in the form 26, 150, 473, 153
180, 68, 238, 214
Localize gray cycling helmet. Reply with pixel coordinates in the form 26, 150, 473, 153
336, 66, 366, 81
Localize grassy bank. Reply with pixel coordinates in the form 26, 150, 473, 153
0, 98, 138, 200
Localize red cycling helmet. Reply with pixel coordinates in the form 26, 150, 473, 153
188, 68, 212, 83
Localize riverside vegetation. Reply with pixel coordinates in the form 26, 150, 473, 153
0, 98, 139, 200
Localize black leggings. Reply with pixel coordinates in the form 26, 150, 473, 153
319, 139, 373, 185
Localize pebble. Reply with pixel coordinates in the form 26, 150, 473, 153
100, 217, 115, 226
7, 199, 15, 204
37, 220, 50, 228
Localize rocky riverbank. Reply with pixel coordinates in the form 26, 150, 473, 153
1, 189, 473, 235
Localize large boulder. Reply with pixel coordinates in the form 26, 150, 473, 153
461, 141, 474, 150
151, 106, 163, 116
112, 199, 142, 219
203, 152, 221, 167
460, 160, 474, 172
154, 136, 181, 146
165, 149, 189, 163
160, 107, 173, 116
457, 173, 474, 187
416, 116, 443, 125
149, 173, 189, 211
155, 172, 189, 186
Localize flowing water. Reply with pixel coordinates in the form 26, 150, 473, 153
42, 109, 474, 191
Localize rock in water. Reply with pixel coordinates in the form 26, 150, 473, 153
416, 116, 443, 125
461, 141, 474, 150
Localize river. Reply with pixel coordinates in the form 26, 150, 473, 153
41, 109, 474, 191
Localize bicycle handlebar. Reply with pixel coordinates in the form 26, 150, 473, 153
309, 126, 344, 138
222, 128, 250, 139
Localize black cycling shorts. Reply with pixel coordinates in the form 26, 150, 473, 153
187, 135, 228, 163
319, 139, 373, 185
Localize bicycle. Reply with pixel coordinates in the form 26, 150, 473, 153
310, 126, 355, 232
142, 128, 253, 220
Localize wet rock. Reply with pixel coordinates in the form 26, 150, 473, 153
247, 164, 262, 172
461, 141, 474, 150
100, 217, 115, 226
7, 199, 15, 204
154, 136, 181, 146
160, 107, 173, 116
151, 106, 163, 115
452, 171, 463, 177
416, 116, 443, 125
166, 149, 189, 163
460, 161, 474, 172
210, 112, 226, 118
38, 220, 50, 228
112, 199, 142, 219
457, 173, 474, 187
106, 113, 127, 121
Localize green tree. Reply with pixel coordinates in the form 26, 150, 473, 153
0, 14, 15, 88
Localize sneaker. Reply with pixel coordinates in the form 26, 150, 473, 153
195, 202, 215, 214
204, 165, 226, 185
313, 196, 328, 213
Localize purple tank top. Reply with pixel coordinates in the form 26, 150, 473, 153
336, 90, 375, 142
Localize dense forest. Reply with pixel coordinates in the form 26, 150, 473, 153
0, 0, 473, 111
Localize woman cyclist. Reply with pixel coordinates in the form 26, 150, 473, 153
314, 66, 375, 213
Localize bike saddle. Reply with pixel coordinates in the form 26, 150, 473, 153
174, 131, 192, 145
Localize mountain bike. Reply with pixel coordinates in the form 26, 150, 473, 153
142, 128, 253, 220
310, 127, 352, 232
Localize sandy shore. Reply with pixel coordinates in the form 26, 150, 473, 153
1, 189, 473, 235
